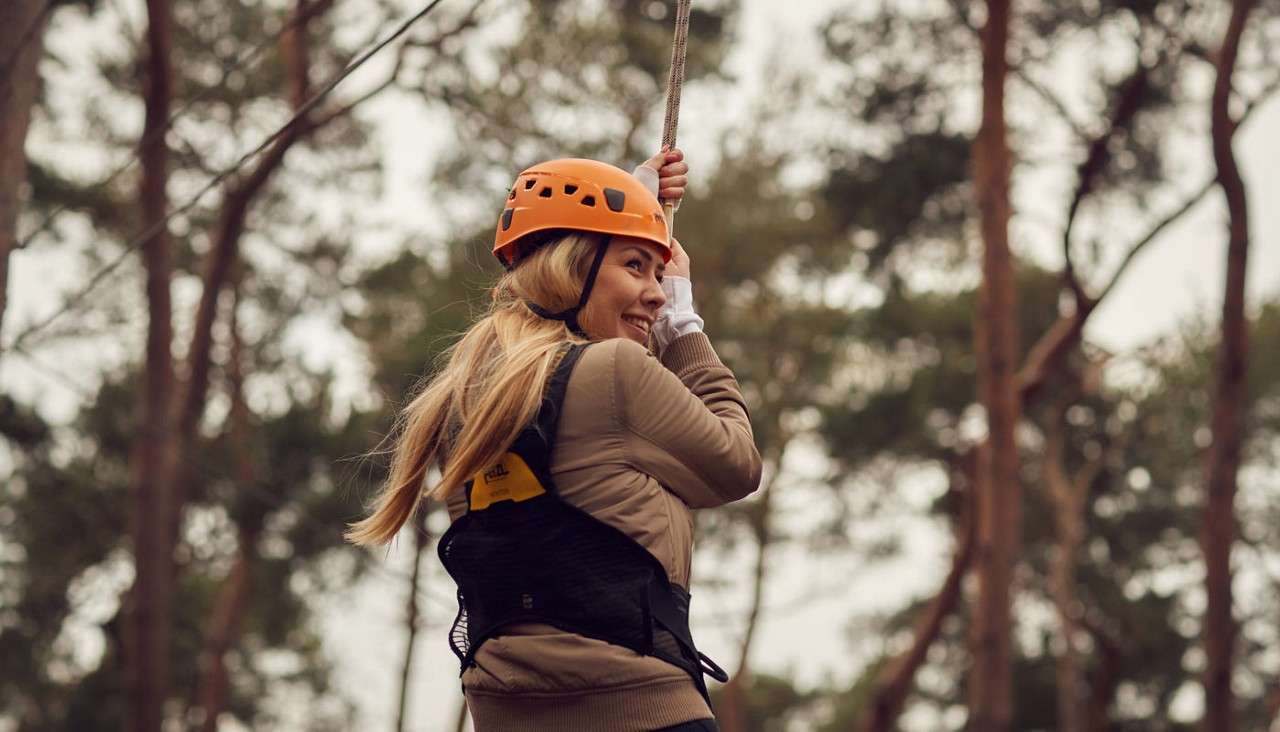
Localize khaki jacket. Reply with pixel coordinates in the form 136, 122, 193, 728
446, 332, 762, 731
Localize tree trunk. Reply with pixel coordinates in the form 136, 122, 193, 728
860, 449, 978, 732
1084, 622, 1122, 732
126, 0, 176, 728
718, 449, 782, 732
196, 534, 256, 732
395, 513, 429, 732
1047, 488, 1084, 732
1043, 393, 1105, 732
453, 698, 470, 732
967, 2, 1018, 726
967, 1, 1020, 730
0, 0, 51, 351
196, 276, 258, 732
1202, 1, 1256, 730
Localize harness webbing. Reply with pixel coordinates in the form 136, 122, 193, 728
523, 236, 610, 337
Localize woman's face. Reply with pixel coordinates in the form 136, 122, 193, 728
582, 236, 668, 345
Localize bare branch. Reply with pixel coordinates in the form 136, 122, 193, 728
859, 449, 977, 732
1202, 1, 1257, 727
8, 343, 98, 396
1062, 55, 1153, 308
942, 0, 1092, 140
408, 0, 489, 51
1013, 68, 1093, 142
394, 513, 429, 732
310, 41, 411, 129
453, 700, 470, 732
1092, 180, 1213, 306
166, 0, 327, 548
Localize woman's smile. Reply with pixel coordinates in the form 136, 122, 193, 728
583, 237, 667, 345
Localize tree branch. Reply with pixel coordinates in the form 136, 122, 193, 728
127, 0, 177, 726
167, 0, 327, 547
942, 0, 1092, 140
859, 449, 978, 732
395, 513, 429, 732
1081, 614, 1124, 732
718, 436, 787, 732
1062, 54, 1153, 308
1201, 1, 1257, 728
196, 272, 258, 732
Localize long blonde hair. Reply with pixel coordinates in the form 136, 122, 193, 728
346, 232, 606, 546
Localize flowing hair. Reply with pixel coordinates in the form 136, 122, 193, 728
346, 232, 606, 546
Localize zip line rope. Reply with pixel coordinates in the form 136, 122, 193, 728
14, 0, 327, 253
659, 0, 691, 235
3, 0, 450, 355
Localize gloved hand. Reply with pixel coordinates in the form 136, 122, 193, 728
651, 238, 703, 353
632, 146, 689, 210
633, 149, 701, 354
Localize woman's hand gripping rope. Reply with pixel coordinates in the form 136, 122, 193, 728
633, 146, 689, 209
633, 147, 699, 352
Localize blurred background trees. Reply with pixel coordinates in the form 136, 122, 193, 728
2, 0, 1279, 730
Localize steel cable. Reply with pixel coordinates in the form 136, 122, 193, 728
14, 0, 328, 253
4, 0, 450, 354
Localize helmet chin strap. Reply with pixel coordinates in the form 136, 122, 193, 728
524, 236, 611, 338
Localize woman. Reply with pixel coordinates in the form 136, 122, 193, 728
348, 148, 762, 731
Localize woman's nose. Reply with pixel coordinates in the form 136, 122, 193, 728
644, 278, 667, 310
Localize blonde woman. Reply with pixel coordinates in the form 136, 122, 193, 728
348, 149, 762, 732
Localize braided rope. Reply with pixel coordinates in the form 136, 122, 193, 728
661, 0, 691, 151
660, 0, 692, 232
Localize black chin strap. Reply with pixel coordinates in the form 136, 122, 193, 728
524, 236, 610, 337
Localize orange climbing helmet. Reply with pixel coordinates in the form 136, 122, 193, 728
493, 158, 671, 267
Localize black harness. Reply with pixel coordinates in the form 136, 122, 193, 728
437, 344, 728, 703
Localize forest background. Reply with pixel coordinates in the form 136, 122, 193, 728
2, 0, 1279, 730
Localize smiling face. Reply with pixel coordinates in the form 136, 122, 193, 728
580, 236, 668, 345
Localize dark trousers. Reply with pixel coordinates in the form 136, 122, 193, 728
652, 720, 718, 732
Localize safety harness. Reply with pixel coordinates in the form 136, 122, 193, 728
437, 343, 729, 703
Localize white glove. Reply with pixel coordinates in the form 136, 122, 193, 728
632, 164, 660, 197
653, 276, 704, 353
632, 163, 681, 211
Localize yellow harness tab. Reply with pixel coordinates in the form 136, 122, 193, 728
469, 452, 547, 510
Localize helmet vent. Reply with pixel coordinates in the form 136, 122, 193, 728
603, 188, 626, 212
580, 195, 596, 207
564, 184, 578, 195
539, 186, 553, 198
524, 178, 537, 190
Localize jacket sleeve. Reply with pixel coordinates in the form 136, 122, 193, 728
613, 334, 762, 508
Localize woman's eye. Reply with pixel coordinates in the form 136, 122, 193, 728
626, 259, 643, 271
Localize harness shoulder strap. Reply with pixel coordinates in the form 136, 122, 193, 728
534, 342, 587, 453
461, 343, 586, 511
